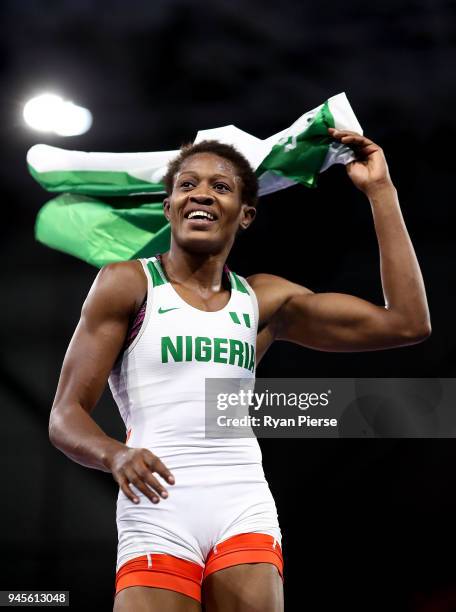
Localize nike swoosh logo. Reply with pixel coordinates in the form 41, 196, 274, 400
158, 306, 180, 314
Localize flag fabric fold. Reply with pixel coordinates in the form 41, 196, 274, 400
28, 92, 362, 268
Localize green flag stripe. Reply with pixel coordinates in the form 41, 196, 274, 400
131, 224, 171, 261
28, 165, 166, 196
34, 193, 170, 268
35, 194, 161, 267
257, 101, 335, 189
229, 312, 241, 324
242, 313, 251, 328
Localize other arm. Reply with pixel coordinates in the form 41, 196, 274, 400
249, 130, 431, 357
48, 261, 174, 503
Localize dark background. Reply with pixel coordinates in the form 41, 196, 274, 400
1, 1, 454, 610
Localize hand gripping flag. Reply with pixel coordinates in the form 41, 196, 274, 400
27, 92, 362, 268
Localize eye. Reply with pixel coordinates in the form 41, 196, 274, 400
180, 180, 195, 189
214, 183, 230, 192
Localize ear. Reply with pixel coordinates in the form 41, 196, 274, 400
239, 204, 256, 231
163, 197, 171, 221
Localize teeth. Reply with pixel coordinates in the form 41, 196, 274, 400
188, 210, 215, 220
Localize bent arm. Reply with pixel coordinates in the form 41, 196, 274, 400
48, 261, 145, 471
367, 183, 430, 336
250, 188, 431, 355
276, 291, 428, 352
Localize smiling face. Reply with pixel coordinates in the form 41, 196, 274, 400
163, 152, 256, 255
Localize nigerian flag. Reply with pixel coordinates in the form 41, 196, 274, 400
28, 92, 362, 268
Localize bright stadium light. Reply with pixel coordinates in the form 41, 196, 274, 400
23, 93, 93, 136
53, 101, 92, 136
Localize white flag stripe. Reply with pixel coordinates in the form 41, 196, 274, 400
27, 92, 362, 197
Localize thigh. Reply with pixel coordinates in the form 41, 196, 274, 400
202, 563, 284, 612
114, 586, 202, 612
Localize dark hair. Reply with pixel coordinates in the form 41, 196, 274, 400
163, 140, 259, 208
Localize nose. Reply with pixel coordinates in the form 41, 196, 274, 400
189, 194, 215, 206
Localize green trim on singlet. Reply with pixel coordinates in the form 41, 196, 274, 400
148, 256, 249, 295
146, 258, 168, 287
153, 256, 168, 283
229, 311, 251, 328
229, 271, 250, 294
229, 311, 241, 324
242, 313, 251, 328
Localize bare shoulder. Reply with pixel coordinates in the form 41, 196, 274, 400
84, 259, 147, 320
247, 272, 312, 289
246, 273, 313, 363
247, 272, 314, 304
246, 273, 314, 328
96, 259, 146, 288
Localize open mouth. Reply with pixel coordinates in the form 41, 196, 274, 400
184, 209, 218, 223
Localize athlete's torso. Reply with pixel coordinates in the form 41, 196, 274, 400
108, 255, 262, 470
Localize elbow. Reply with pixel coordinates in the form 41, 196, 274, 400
401, 323, 432, 344
48, 420, 58, 448
48, 412, 63, 449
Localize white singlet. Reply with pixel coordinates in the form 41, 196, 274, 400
108, 255, 282, 573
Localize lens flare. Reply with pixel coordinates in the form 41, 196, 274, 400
23, 93, 92, 136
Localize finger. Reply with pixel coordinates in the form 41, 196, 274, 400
118, 475, 141, 505
328, 127, 364, 139
140, 472, 168, 499
145, 453, 175, 485
135, 464, 168, 498
328, 128, 375, 147
128, 471, 161, 504
349, 144, 379, 158
340, 135, 375, 147
339, 138, 380, 159
340, 135, 376, 150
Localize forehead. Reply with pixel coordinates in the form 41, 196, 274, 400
177, 153, 239, 179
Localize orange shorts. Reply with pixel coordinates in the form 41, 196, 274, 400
115, 532, 284, 604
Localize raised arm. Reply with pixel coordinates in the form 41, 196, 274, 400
48, 260, 174, 504
249, 129, 431, 356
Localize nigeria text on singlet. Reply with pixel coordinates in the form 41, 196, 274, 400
108, 255, 262, 470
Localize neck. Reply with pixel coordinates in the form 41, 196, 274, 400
161, 241, 229, 293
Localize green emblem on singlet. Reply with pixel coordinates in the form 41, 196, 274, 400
158, 306, 179, 314
229, 311, 251, 328
161, 336, 255, 372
